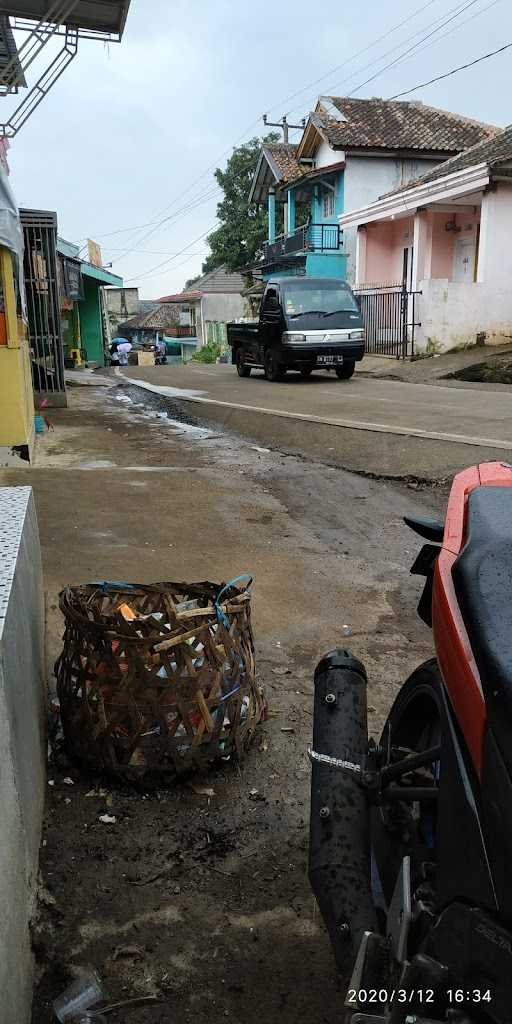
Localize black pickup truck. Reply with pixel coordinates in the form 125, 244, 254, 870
227, 276, 365, 382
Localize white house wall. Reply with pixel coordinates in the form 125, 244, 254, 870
314, 138, 338, 168
417, 278, 512, 352
200, 292, 245, 345
343, 156, 442, 282
478, 181, 512, 287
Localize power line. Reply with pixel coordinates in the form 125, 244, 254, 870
389, 39, 512, 97
103, 248, 210, 256
75, 2, 462, 255
285, 0, 484, 121
384, 0, 500, 75
347, 0, 483, 96
106, 0, 501, 283
110, 188, 222, 265
263, 0, 442, 117
123, 225, 218, 283
79, 186, 220, 242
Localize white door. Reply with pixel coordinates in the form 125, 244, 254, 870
453, 237, 475, 282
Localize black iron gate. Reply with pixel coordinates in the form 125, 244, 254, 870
354, 284, 421, 359
20, 208, 66, 406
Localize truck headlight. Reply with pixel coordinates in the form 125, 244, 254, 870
282, 332, 306, 343
348, 330, 364, 340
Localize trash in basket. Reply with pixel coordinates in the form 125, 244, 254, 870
55, 576, 265, 780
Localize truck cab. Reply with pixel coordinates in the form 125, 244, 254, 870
227, 276, 365, 382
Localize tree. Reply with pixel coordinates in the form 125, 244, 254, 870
202, 133, 279, 274
184, 274, 202, 289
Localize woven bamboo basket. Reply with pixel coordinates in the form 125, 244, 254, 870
55, 577, 264, 780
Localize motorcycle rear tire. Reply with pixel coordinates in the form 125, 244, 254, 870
371, 658, 443, 908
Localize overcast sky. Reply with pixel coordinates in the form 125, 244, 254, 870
7, 0, 512, 298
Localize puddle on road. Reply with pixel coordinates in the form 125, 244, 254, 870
122, 376, 206, 401
112, 386, 248, 465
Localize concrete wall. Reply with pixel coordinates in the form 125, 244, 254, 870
104, 287, 139, 317
314, 138, 337, 168
0, 486, 46, 1022
200, 292, 245, 346
478, 181, 512, 286
343, 155, 442, 283
417, 278, 512, 352
363, 217, 414, 285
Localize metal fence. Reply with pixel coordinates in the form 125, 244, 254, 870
263, 222, 342, 260
20, 208, 66, 405
354, 284, 422, 359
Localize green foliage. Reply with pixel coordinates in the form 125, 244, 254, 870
184, 274, 202, 289
192, 340, 222, 363
203, 133, 279, 274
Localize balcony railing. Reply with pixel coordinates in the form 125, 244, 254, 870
263, 222, 342, 261
165, 325, 195, 337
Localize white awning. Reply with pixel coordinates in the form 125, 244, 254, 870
339, 162, 491, 229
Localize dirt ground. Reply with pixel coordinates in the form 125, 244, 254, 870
1, 382, 447, 1024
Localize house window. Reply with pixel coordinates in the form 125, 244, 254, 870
323, 188, 335, 218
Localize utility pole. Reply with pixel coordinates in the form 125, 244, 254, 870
263, 114, 306, 144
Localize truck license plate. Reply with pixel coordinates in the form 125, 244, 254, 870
318, 355, 343, 365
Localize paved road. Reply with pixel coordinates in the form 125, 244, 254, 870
122, 362, 512, 449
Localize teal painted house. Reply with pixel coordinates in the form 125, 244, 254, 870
249, 96, 497, 284
250, 128, 347, 281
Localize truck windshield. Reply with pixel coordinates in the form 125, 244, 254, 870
283, 284, 359, 318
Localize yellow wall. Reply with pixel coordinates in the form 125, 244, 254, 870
0, 246, 35, 462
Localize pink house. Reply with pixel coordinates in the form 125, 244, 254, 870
340, 126, 512, 354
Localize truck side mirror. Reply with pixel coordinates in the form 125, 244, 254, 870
265, 296, 280, 312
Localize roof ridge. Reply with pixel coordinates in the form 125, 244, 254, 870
384, 122, 512, 197
411, 100, 501, 132
326, 94, 500, 130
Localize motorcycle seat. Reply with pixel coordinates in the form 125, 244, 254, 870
452, 485, 512, 737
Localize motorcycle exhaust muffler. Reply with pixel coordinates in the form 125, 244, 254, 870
309, 649, 377, 969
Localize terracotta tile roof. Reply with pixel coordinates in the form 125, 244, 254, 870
387, 122, 512, 195
263, 143, 308, 183
158, 290, 202, 303
119, 303, 180, 331
315, 97, 500, 153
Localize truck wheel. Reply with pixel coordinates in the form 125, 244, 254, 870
335, 360, 355, 380
236, 350, 251, 377
264, 349, 284, 382
300, 367, 314, 378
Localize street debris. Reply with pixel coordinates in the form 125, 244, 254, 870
280, 727, 295, 734
250, 445, 270, 454
342, 624, 353, 636
188, 783, 216, 798
98, 814, 116, 824
63, 777, 74, 786
271, 666, 291, 677
249, 787, 266, 801
112, 944, 145, 961
53, 966, 104, 1022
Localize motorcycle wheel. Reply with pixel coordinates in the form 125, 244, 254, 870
371, 659, 443, 911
